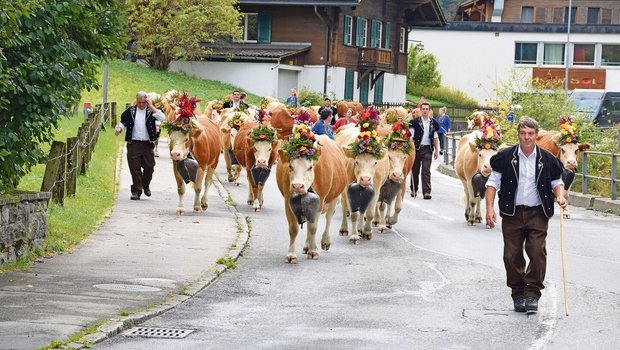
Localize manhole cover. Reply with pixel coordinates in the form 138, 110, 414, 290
93, 283, 161, 292
124, 327, 195, 339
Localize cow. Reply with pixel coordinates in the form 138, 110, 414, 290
147, 92, 164, 157
233, 120, 279, 211
204, 100, 224, 124
276, 134, 348, 263
168, 114, 221, 215
335, 125, 390, 243
381, 106, 409, 124
219, 109, 252, 185
536, 130, 591, 218
336, 100, 363, 118
270, 107, 317, 140
467, 111, 490, 130
454, 130, 499, 226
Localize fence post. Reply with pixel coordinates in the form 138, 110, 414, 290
581, 152, 588, 194
611, 154, 617, 200
66, 136, 79, 197
443, 134, 448, 164
451, 136, 457, 166
41, 141, 67, 204
111, 102, 117, 127
80, 122, 91, 173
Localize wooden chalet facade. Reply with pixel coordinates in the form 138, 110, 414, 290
169, 0, 445, 103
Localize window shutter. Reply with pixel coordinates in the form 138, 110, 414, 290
356, 17, 364, 47
257, 12, 271, 43
344, 70, 354, 100
385, 22, 390, 49
371, 20, 379, 48
373, 74, 384, 104
360, 75, 369, 104
343, 16, 351, 45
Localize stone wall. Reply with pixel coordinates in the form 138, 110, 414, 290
0, 192, 51, 265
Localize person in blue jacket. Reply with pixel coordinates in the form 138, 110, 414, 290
312, 108, 334, 139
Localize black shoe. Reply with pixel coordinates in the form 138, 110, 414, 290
130, 193, 140, 200
439, 151, 444, 155
525, 297, 538, 311
514, 298, 526, 312
423, 194, 432, 200
410, 192, 417, 198
143, 188, 151, 197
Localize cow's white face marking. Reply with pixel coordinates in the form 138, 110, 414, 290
353, 153, 380, 188
169, 130, 190, 161
558, 143, 580, 170
253, 141, 273, 168
289, 157, 315, 194
386, 149, 407, 183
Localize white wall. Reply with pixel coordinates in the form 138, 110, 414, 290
410, 29, 620, 104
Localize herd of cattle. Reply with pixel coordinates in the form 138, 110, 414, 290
149, 92, 590, 263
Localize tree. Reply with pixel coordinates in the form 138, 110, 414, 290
126, 0, 243, 70
407, 45, 441, 90
0, 0, 126, 193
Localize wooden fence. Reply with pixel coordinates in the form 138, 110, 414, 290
41, 102, 119, 204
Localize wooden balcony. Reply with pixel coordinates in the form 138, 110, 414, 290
358, 47, 392, 71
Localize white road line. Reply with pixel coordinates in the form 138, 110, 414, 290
404, 199, 455, 221
527, 281, 559, 350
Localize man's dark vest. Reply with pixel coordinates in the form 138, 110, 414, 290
120, 105, 159, 142
409, 116, 439, 151
489, 145, 564, 218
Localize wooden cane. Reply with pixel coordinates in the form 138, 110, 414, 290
559, 206, 570, 316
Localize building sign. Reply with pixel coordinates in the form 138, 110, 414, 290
532, 68, 606, 89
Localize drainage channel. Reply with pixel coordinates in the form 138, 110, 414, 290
124, 327, 195, 339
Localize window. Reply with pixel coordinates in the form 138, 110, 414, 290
343, 15, 353, 45
521, 7, 533, 23
543, 43, 565, 65
514, 42, 537, 64
573, 44, 595, 65
534, 7, 546, 23
602, 44, 620, 66
587, 8, 600, 24
344, 70, 354, 100
242, 13, 258, 41
370, 20, 382, 48
356, 17, 368, 47
564, 7, 576, 24
399, 27, 406, 53
384, 22, 390, 49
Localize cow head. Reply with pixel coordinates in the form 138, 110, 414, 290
468, 139, 497, 177
550, 133, 591, 169
467, 111, 488, 130
279, 148, 322, 195
248, 138, 276, 168
386, 148, 408, 183
168, 128, 196, 161
343, 147, 385, 188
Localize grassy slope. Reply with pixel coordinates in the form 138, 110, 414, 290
13, 60, 250, 264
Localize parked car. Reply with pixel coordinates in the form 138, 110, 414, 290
569, 89, 620, 127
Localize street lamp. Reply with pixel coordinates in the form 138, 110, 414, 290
564, 0, 572, 92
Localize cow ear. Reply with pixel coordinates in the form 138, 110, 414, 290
550, 132, 561, 143
278, 148, 290, 163
468, 140, 478, 152
246, 136, 255, 147
342, 145, 355, 158
579, 143, 591, 151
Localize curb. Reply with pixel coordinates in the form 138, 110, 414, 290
65, 175, 251, 349
437, 163, 618, 216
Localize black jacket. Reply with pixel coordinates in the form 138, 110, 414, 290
223, 101, 249, 109
120, 105, 159, 143
489, 144, 564, 218
409, 116, 439, 152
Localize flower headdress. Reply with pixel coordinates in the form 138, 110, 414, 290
384, 109, 399, 124
234, 104, 249, 112
230, 111, 245, 130
151, 94, 164, 110
286, 104, 297, 114
385, 119, 413, 155
162, 92, 200, 134
558, 116, 579, 145
283, 122, 318, 160
249, 123, 277, 143
474, 118, 502, 150
349, 107, 384, 158
292, 110, 313, 126
211, 99, 224, 110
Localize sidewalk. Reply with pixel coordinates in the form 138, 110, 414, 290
0, 138, 248, 350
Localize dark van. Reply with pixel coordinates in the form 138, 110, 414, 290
569, 89, 620, 127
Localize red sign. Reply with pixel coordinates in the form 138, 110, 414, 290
532, 68, 606, 89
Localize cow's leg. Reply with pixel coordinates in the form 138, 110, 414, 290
349, 210, 361, 244
474, 196, 482, 223
321, 200, 338, 251
465, 182, 477, 225
174, 170, 186, 216
376, 200, 388, 233
193, 169, 206, 212
563, 193, 571, 219
362, 195, 380, 240
201, 166, 215, 211
245, 168, 254, 205
223, 148, 233, 182
232, 164, 241, 186
339, 192, 349, 236
247, 173, 261, 212
306, 220, 320, 260
284, 203, 300, 264
387, 189, 405, 228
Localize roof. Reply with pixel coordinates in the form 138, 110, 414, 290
200, 43, 311, 60
238, 0, 360, 5
411, 22, 620, 34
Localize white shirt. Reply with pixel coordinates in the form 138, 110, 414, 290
486, 146, 564, 206
409, 117, 438, 145
118, 108, 165, 141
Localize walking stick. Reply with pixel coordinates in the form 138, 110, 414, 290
559, 207, 570, 316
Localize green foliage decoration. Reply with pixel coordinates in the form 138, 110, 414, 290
0, 0, 126, 192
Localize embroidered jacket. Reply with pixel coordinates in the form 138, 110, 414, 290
409, 116, 439, 151
120, 105, 159, 143
489, 144, 564, 218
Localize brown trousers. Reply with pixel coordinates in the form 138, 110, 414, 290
126, 141, 155, 195
410, 145, 433, 195
501, 206, 549, 300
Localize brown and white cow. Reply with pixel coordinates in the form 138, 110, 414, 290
219, 109, 252, 185
335, 126, 390, 243
336, 100, 363, 118
270, 107, 318, 140
536, 130, 591, 218
168, 115, 221, 215
454, 131, 499, 226
374, 146, 415, 232
275, 135, 348, 263
233, 120, 279, 211
467, 111, 490, 130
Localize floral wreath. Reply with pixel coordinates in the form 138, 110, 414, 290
384, 109, 399, 124
234, 104, 249, 112
558, 116, 579, 145
162, 92, 200, 134
249, 123, 277, 143
349, 107, 384, 159
474, 118, 501, 150
230, 111, 245, 130
212, 99, 224, 110
151, 94, 164, 110
292, 110, 314, 126
385, 119, 413, 155
283, 114, 318, 160
286, 104, 297, 114
258, 97, 271, 110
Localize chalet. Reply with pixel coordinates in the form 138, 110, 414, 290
169, 0, 446, 103
410, 0, 620, 104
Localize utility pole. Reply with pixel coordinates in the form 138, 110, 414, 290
564, 0, 572, 92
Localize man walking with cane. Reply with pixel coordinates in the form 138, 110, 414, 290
485, 116, 567, 313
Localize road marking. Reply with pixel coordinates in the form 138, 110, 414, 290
527, 281, 559, 350
404, 199, 455, 221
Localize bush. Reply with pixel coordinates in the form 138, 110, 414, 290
298, 86, 324, 107
409, 85, 478, 106
407, 46, 441, 89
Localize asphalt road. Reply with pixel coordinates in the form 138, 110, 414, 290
95, 158, 620, 350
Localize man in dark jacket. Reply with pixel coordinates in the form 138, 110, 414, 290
115, 91, 166, 200
408, 102, 439, 199
485, 116, 567, 313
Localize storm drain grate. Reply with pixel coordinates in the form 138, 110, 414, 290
124, 327, 195, 339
